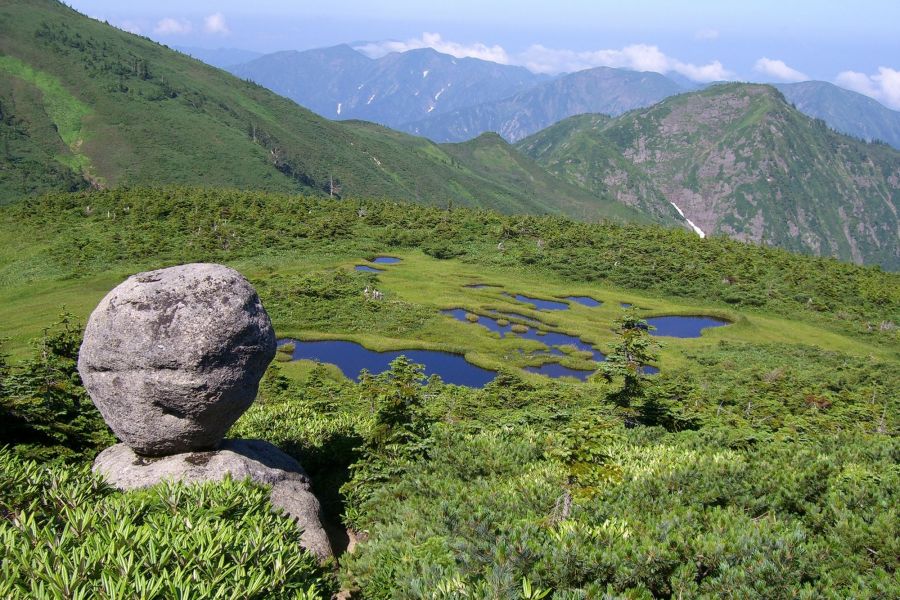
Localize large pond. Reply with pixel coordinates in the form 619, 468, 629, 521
278, 339, 496, 387
502, 292, 570, 311
646, 316, 730, 338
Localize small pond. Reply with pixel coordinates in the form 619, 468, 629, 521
278, 339, 496, 387
526, 362, 659, 381
565, 296, 602, 307
464, 283, 499, 289
443, 310, 605, 362
646, 316, 729, 338
371, 256, 401, 264
620, 302, 633, 308
443, 309, 512, 335
490, 311, 544, 327
525, 363, 595, 381
502, 292, 570, 311
355, 265, 384, 273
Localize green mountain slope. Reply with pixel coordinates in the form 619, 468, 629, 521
519, 84, 900, 269
0, 0, 636, 223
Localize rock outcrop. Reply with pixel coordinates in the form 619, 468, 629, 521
94, 440, 333, 560
78, 263, 276, 456
82, 263, 332, 559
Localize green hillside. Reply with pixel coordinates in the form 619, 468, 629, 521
519, 84, 900, 269
1, 188, 897, 596
0, 0, 635, 222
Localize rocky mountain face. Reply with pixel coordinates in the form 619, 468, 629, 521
228, 45, 545, 127
775, 81, 900, 150
519, 84, 900, 269
402, 67, 685, 143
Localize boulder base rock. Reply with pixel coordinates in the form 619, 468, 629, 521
78, 263, 276, 456
93, 439, 333, 560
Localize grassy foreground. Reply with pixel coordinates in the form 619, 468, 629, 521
1, 188, 897, 598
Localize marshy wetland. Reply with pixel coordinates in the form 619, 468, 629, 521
2, 190, 896, 598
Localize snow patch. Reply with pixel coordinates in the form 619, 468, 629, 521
422, 69, 429, 78
434, 87, 447, 101
427, 106, 435, 113
357, 84, 364, 90
669, 201, 705, 238
367, 93, 376, 105
336, 102, 342, 115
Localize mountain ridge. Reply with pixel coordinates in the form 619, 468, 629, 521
518, 83, 900, 268
0, 0, 641, 224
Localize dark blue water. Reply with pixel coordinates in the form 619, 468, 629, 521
442, 309, 513, 335
502, 292, 570, 311
566, 296, 602, 307
646, 316, 730, 338
526, 362, 659, 380
279, 339, 496, 387
371, 256, 401, 264
620, 302, 633, 308
516, 347, 566, 358
355, 265, 384, 273
443, 310, 605, 361
525, 363, 595, 381
492, 311, 543, 326
516, 329, 605, 361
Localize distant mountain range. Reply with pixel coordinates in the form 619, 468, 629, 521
1, 1, 897, 268
774, 81, 900, 149
0, 0, 644, 225
227, 45, 900, 151
228, 45, 546, 128
173, 46, 263, 69
518, 84, 900, 269
401, 67, 683, 142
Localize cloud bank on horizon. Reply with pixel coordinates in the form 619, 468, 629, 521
355, 34, 731, 82
836, 68, 900, 110
104, 10, 900, 110
754, 58, 808, 83
353, 32, 900, 109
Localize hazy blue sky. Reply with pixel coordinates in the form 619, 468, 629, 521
67, 0, 900, 108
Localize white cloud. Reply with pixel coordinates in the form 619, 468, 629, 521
754, 58, 808, 82
356, 33, 510, 64
203, 12, 230, 35
356, 34, 729, 82
153, 17, 192, 36
836, 67, 900, 109
695, 28, 720, 41
518, 43, 731, 81
118, 21, 143, 35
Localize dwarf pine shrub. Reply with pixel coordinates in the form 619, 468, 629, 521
0, 449, 335, 599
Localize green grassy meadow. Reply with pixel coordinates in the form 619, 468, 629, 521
1, 188, 897, 597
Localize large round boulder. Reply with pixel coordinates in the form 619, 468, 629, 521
78, 263, 276, 456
